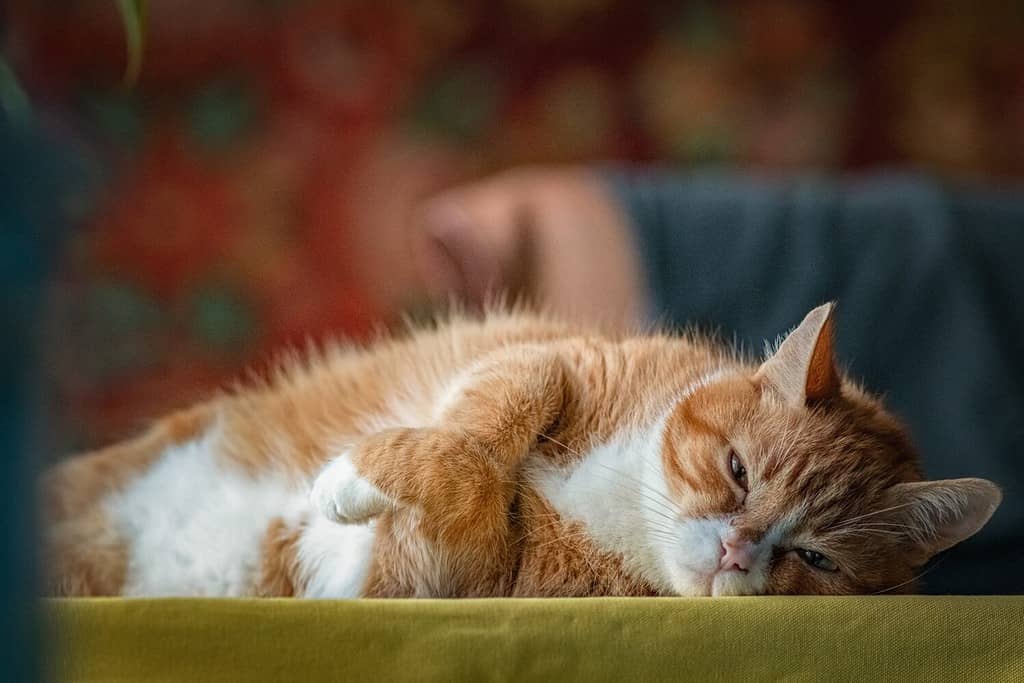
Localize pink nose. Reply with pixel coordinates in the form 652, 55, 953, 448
720, 537, 755, 573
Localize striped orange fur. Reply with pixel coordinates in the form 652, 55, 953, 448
42, 304, 1001, 597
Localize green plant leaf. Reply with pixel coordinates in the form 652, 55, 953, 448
117, 0, 148, 87
0, 57, 32, 125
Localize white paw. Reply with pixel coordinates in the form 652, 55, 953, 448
310, 452, 392, 525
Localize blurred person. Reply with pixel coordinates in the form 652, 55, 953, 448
412, 166, 1024, 594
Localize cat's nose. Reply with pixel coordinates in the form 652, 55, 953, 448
719, 537, 754, 573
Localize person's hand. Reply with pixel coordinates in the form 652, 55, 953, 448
412, 167, 648, 329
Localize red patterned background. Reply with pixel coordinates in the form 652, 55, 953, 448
6, 0, 1023, 452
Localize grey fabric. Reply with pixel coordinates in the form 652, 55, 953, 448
605, 169, 1024, 594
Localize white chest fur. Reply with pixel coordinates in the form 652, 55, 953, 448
529, 425, 678, 594
531, 421, 776, 597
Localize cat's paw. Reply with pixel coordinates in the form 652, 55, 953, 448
310, 452, 392, 525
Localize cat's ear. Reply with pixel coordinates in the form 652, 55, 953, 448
755, 302, 840, 407
882, 478, 1002, 564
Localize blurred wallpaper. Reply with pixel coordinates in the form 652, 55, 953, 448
5, 0, 1024, 454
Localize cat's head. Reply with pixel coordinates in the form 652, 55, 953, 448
654, 303, 1001, 596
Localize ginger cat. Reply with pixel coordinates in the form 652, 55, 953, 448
43, 303, 1001, 598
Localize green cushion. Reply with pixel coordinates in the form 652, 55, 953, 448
48, 597, 1024, 682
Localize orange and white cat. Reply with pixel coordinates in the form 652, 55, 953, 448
43, 303, 1001, 598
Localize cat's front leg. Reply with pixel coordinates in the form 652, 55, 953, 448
310, 449, 393, 525
311, 347, 570, 547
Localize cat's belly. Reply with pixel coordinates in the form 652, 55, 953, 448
103, 429, 375, 597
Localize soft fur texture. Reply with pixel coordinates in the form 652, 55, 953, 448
42, 304, 1001, 598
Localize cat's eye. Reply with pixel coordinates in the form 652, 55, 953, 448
795, 548, 838, 572
728, 450, 748, 491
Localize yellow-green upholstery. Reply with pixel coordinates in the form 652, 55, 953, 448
49, 597, 1024, 682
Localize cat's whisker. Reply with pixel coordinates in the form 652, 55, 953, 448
831, 529, 904, 539
510, 476, 681, 545
532, 524, 679, 552
575, 471, 681, 526
576, 484, 680, 529
520, 509, 678, 544
642, 530, 680, 543
538, 433, 585, 459
530, 456, 682, 524
532, 529, 597, 549
830, 530, 904, 541
533, 482, 681, 539
847, 524, 921, 532
872, 554, 949, 595
587, 461, 681, 514
831, 503, 916, 530
540, 432, 682, 516
518, 517, 577, 542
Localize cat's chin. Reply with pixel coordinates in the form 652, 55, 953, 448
661, 561, 717, 596
663, 563, 766, 597
657, 515, 734, 596
710, 574, 749, 597
678, 577, 714, 597
710, 568, 766, 596
666, 573, 764, 597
